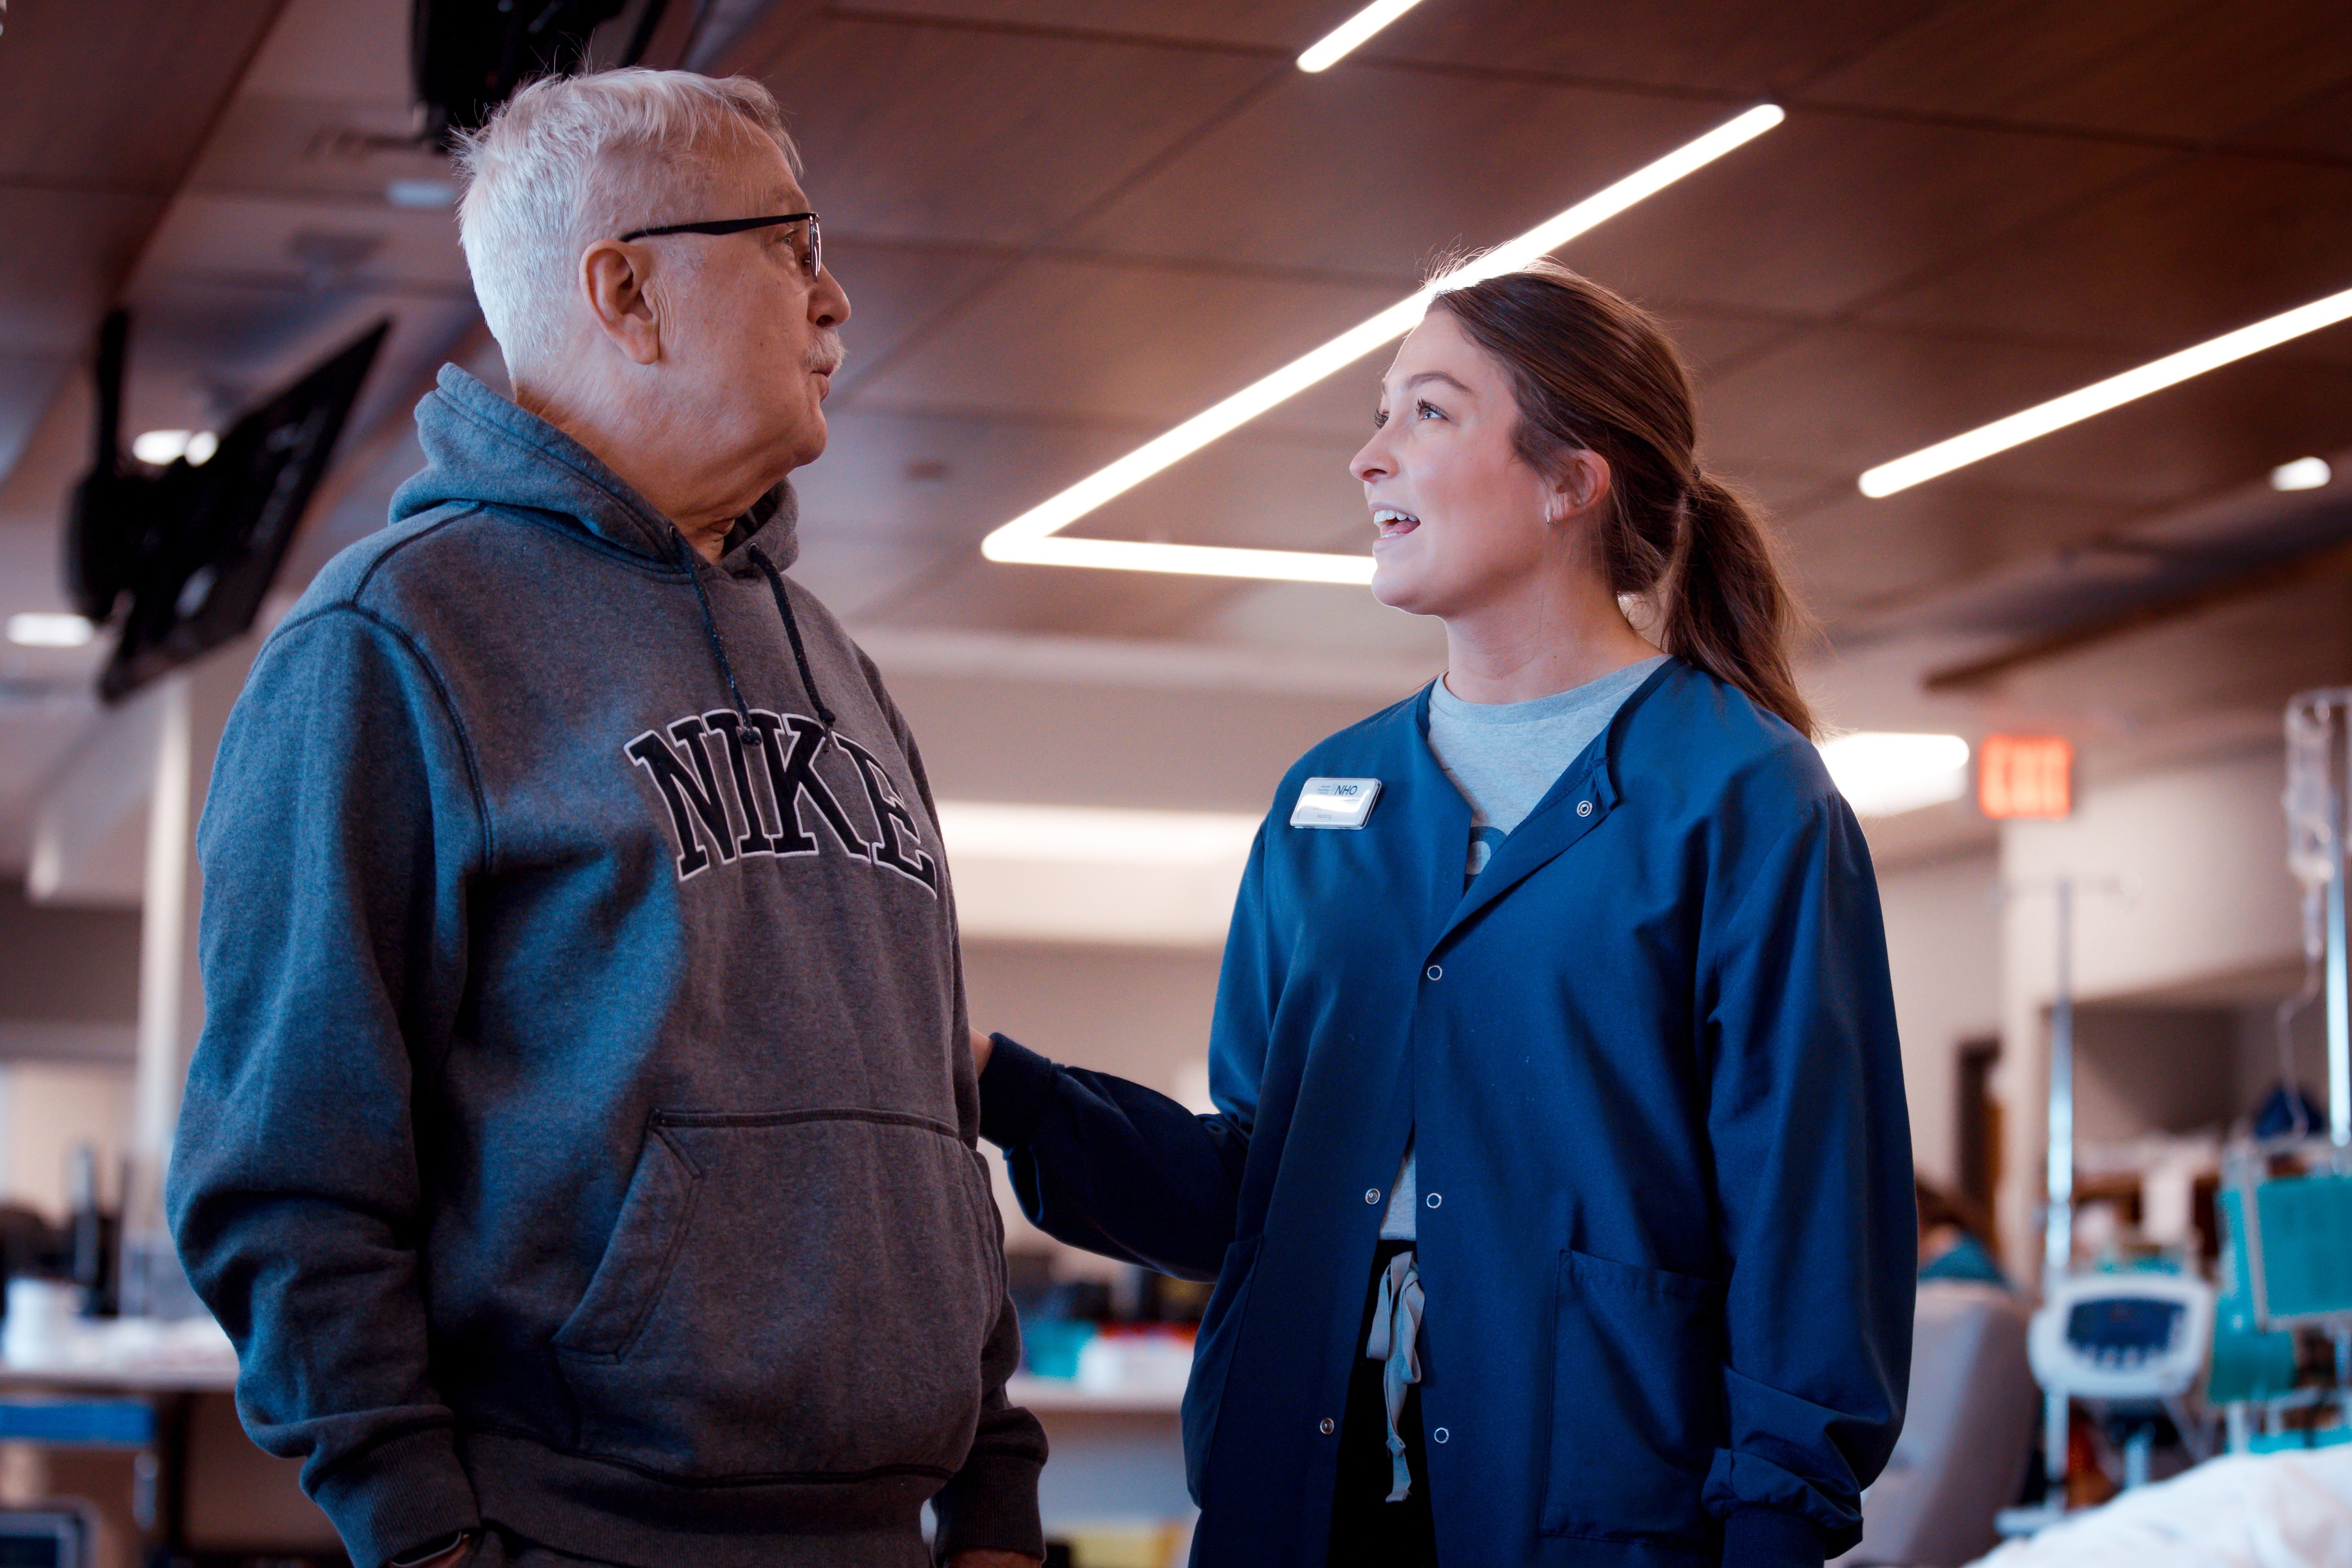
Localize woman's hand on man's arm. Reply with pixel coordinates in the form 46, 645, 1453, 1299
972, 1028, 994, 1075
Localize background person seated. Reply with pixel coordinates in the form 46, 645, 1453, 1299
1918, 1178, 2010, 1288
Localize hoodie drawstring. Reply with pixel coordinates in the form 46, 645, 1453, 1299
671, 529, 752, 719
671, 528, 836, 731
747, 544, 836, 731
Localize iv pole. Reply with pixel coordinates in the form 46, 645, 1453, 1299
2046, 877, 2077, 1284
2329, 762, 2351, 1152
2023, 873, 2127, 1501
2043, 877, 2074, 1495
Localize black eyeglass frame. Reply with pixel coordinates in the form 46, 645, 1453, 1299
616, 212, 821, 278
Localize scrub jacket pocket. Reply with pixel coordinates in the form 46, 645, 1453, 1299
1182, 1231, 1263, 1503
1543, 1247, 1725, 1546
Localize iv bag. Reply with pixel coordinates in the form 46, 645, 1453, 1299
2284, 693, 2349, 964
2286, 697, 2337, 886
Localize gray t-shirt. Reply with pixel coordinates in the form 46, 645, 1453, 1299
1426, 653, 1668, 877
1379, 654, 1666, 1241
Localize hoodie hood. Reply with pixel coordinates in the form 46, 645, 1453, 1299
391, 363, 800, 574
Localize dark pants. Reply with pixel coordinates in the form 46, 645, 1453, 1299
470, 1531, 617, 1567
471, 1527, 927, 1567
1326, 1239, 1437, 1568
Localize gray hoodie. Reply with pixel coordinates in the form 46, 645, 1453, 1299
167, 367, 1045, 1568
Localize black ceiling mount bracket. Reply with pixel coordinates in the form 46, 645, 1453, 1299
411, 0, 666, 151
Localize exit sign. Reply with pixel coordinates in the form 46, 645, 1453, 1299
1979, 735, 2072, 819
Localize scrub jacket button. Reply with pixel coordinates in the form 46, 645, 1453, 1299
1320, 1417, 1337, 1435
1426, 1192, 1443, 1209
1365, 1189, 1380, 1205
1577, 800, 1593, 817
1433, 1427, 1450, 1444
1425, 964, 1442, 981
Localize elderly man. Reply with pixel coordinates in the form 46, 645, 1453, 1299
167, 70, 1044, 1568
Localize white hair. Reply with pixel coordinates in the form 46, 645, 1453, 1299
453, 69, 802, 377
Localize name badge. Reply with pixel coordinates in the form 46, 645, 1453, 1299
1290, 776, 1382, 830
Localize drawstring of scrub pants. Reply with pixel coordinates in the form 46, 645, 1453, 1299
1365, 1248, 1425, 1503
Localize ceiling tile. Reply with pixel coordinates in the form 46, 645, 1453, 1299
1358, 0, 1953, 97
1656, 305, 1817, 382
2234, 78, 2352, 162
1073, 433, 1369, 554
1712, 317, 2352, 512
0, 0, 286, 188
792, 406, 1130, 548
0, 357, 74, 502
752, 14, 1277, 246
822, 242, 1021, 386
233, 0, 414, 105
825, 0, 1328, 50
1968, 552, 2352, 734
1560, 108, 2169, 318
132, 192, 471, 299
1062, 72, 1733, 279
847, 255, 1396, 431
1806, 0, 2352, 146
0, 190, 160, 355
827, 0, 1956, 100
1858, 157, 2352, 359
184, 93, 458, 206
1699, 323, 2130, 481
0, 0, 292, 503
1784, 483, 2152, 615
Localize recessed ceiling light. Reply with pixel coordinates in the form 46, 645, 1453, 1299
1860, 284, 2352, 498
131, 429, 218, 466
387, 178, 457, 210
2272, 456, 2332, 492
1816, 732, 1970, 818
132, 429, 193, 465
1298, 0, 1428, 72
8, 613, 95, 649
981, 104, 1786, 584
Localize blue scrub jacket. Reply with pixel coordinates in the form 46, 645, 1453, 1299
980, 661, 1916, 1567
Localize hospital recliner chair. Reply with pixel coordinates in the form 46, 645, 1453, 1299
1838, 1281, 2038, 1567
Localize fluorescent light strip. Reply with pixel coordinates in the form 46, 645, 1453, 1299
997, 536, 1376, 583
937, 800, 1262, 866
1861, 284, 2352, 498
7, 613, 95, 649
1816, 732, 1970, 819
980, 104, 1786, 583
1298, 0, 1428, 72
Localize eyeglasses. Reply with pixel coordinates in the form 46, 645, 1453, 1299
617, 212, 822, 280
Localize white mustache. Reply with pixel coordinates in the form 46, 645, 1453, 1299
805, 329, 846, 376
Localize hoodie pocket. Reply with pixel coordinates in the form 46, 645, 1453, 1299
554, 1109, 1002, 1481
1541, 1247, 1725, 1545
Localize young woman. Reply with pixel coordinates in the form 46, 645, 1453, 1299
975, 263, 1914, 1568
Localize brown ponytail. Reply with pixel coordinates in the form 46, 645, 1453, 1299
1428, 260, 1816, 738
